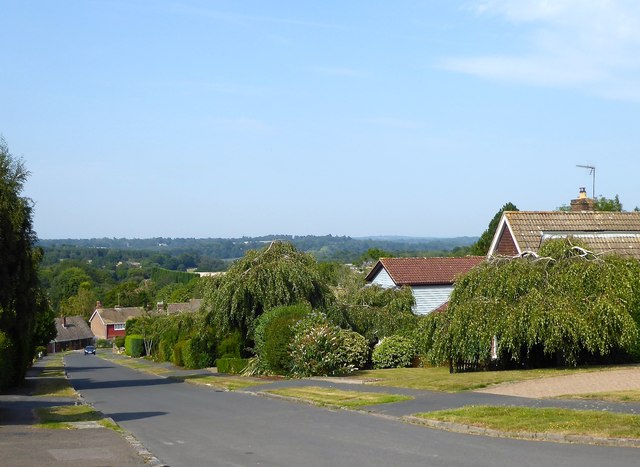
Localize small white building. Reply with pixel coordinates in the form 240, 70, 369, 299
365, 257, 485, 315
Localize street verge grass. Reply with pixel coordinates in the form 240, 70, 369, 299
31, 353, 76, 397
97, 352, 173, 376
266, 386, 412, 408
35, 405, 103, 429
171, 374, 266, 391
414, 405, 640, 439
556, 390, 640, 403
351, 366, 610, 392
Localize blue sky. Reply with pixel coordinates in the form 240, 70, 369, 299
2, 1, 640, 239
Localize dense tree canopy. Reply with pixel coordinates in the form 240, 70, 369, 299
0, 138, 50, 388
426, 239, 640, 368
202, 241, 330, 342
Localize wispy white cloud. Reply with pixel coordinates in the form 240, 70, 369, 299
443, 0, 640, 100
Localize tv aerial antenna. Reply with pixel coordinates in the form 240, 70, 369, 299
576, 164, 596, 198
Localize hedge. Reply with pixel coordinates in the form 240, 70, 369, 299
216, 357, 248, 374
125, 334, 145, 358
0, 331, 15, 389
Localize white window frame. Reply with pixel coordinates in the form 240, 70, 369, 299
113, 323, 126, 331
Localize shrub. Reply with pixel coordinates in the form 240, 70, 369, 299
182, 335, 215, 369
288, 312, 367, 376
218, 330, 242, 358
335, 329, 370, 370
114, 336, 125, 348
125, 334, 145, 358
96, 339, 111, 348
35, 345, 47, 357
172, 340, 186, 367
216, 357, 249, 374
372, 335, 416, 369
254, 304, 311, 374
158, 338, 174, 362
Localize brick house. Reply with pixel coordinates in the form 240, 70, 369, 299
89, 304, 145, 340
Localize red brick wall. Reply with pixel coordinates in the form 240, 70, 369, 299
495, 226, 518, 256
107, 325, 126, 339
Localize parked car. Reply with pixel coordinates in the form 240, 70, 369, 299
84, 345, 96, 355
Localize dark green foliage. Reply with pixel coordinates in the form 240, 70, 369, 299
335, 284, 416, 343
372, 335, 416, 369
125, 334, 145, 357
254, 304, 312, 374
35, 345, 47, 357
203, 242, 330, 345
470, 202, 518, 255
0, 331, 15, 388
151, 267, 198, 288
114, 336, 125, 348
595, 195, 623, 212
216, 357, 249, 374
172, 340, 186, 367
218, 330, 242, 358
0, 138, 50, 388
427, 240, 640, 368
182, 335, 215, 369
96, 339, 111, 348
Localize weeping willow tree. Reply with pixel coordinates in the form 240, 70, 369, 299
427, 239, 640, 368
202, 241, 330, 344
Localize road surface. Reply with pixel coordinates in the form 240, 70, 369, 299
65, 352, 638, 467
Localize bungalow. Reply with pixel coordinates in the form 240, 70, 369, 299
47, 315, 95, 353
488, 191, 640, 259
89, 304, 145, 340
162, 298, 203, 314
365, 256, 485, 315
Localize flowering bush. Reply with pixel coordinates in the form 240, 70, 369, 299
288, 312, 369, 376
372, 335, 416, 369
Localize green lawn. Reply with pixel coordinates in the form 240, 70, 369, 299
31, 353, 76, 397
350, 366, 610, 392
414, 405, 640, 439
266, 386, 413, 408
35, 405, 104, 429
172, 374, 266, 391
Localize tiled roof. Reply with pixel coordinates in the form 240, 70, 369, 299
504, 211, 640, 258
166, 299, 203, 314
53, 316, 94, 343
366, 257, 485, 286
93, 307, 145, 324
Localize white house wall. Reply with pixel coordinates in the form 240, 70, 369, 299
412, 285, 453, 315
370, 268, 396, 288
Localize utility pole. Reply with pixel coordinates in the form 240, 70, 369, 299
576, 164, 596, 198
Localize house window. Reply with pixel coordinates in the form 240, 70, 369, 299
113, 323, 125, 331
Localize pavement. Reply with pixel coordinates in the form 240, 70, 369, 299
0, 356, 152, 467
3, 353, 640, 466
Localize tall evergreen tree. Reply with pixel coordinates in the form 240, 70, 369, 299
0, 137, 49, 388
470, 202, 518, 256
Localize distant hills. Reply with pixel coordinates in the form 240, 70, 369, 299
38, 234, 478, 265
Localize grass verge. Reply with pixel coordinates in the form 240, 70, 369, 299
266, 386, 413, 408
96, 352, 174, 376
31, 353, 76, 397
35, 405, 104, 429
557, 390, 640, 403
172, 374, 265, 391
414, 405, 640, 439
350, 366, 612, 392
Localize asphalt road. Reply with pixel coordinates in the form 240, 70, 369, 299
65, 353, 638, 467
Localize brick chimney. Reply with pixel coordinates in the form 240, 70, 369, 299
570, 187, 595, 212
62, 316, 67, 328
